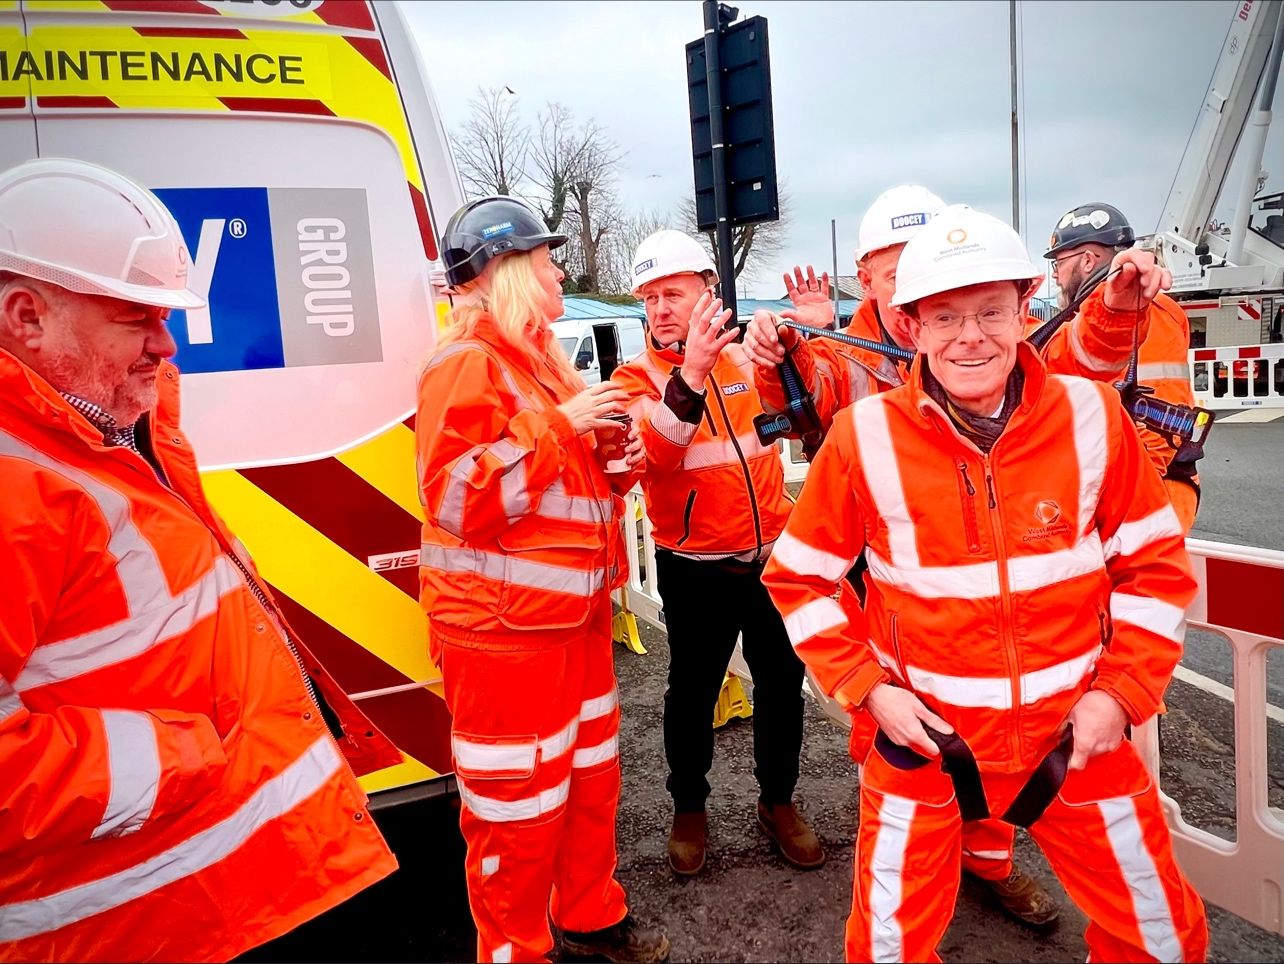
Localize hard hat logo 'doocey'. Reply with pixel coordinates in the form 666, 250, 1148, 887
891, 212, 927, 231
1034, 500, 1061, 526
634, 258, 656, 276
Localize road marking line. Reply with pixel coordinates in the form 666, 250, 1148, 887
1173, 664, 1284, 725
1213, 409, 1284, 423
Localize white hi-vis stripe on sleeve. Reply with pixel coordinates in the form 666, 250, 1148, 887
0, 677, 23, 725
17, 556, 242, 691
903, 645, 1100, 710
580, 688, 618, 721
573, 734, 619, 768
458, 776, 572, 823
772, 529, 855, 583
783, 596, 849, 648
419, 544, 606, 597
0, 735, 342, 942
1057, 376, 1108, 536
1097, 796, 1185, 963
853, 397, 919, 567
92, 710, 161, 839
1137, 362, 1193, 382
1068, 321, 1122, 373
870, 792, 915, 963
1104, 505, 1183, 561
650, 401, 698, 447
1110, 592, 1187, 644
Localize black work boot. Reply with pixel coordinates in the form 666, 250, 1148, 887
560, 914, 671, 963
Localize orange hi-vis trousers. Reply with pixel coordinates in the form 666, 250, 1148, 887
846, 740, 1207, 963
439, 601, 628, 964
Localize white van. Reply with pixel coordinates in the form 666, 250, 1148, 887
553, 315, 648, 384
0, 0, 462, 801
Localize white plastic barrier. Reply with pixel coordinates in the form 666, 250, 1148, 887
1190, 343, 1284, 410
618, 492, 1284, 936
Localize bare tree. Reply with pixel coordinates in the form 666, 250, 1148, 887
452, 87, 529, 199
680, 188, 789, 286
598, 207, 671, 295
530, 103, 623, 291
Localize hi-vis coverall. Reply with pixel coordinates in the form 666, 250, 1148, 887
762, 346, 1208, 963
612, 340, 806, 811
755, 289, 1154, 884
417, 316, 631, 964
0, 352, 398, 963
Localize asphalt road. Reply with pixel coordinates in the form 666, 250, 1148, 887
247, 419, 1284, 963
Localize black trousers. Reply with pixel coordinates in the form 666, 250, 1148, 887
655, 549, 805, 812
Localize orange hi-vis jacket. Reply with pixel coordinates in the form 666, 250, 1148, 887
0, 351, 398, 963
613, 340, 792, 560
1135, 293, 1198, 483
757, 289, 1149, 432
761, 345, 1196, 773
417, 316, 628, 650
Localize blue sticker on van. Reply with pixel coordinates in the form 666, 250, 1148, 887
157, 186, 382, 376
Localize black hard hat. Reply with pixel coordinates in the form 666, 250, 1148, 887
440, 195, 567, 287
1044, 202, 1134, 258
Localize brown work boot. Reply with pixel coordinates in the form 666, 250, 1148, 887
561, 914, 671, 963
756, 800, 826, 870
970, 866, 1061, 929
666, 810, 707, 876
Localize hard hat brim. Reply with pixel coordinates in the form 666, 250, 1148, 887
890, 260, 1041, 307
0, 251, 207, 310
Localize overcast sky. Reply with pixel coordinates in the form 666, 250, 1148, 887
404, 0, 1282, 298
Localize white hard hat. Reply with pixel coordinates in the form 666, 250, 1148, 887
890, 204, 1041, 307
630, 229, 717, 296
854, 184, 947, 262
0, 157, 204, 310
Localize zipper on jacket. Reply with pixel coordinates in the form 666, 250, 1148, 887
677, 489, 697, 546
1098, 610, 1110, 648
956, 460, 982, 554
982, 456, 1022, 762
708, 371, 763, 557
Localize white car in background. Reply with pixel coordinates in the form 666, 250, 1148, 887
553, 316, 648, 385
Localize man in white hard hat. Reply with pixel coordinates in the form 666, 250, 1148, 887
610, 229, 826, 877
744, 184, 1173, 930
0, 158, 398, 962
763, 204, 1208, 962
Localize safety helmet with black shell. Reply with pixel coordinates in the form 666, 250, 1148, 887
1043, 202, 1134, 258
440, 195, 566, 287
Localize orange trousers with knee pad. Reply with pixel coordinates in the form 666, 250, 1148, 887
845, 740, 1207, 963
439, 601, 628, 964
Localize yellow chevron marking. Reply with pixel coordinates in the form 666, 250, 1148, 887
201, 469, 440, 684
336, 423, 424, 522
359, 751, 440, 796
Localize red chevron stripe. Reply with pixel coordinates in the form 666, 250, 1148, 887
135, 26, 247, 39
408, 182, 438, 260
218, 96, 335, 116
37, 96, 117, 109
0, 98, 26, 110
238, 458, 420, 599
103, 0, 216, 13
344, 34, 391, 81
311, 0, 376, 31
271, 586, 452, 774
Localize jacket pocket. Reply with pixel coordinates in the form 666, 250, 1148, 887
451, 732, 538, 782
676, 489, 697, 546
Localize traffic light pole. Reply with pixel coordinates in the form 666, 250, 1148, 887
702, 0, 738, 326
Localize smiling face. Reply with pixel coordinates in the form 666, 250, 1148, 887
0, 278, 177, 425
909, 280, 1029, 416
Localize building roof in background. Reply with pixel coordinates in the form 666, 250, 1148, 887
557, 295, 862, 323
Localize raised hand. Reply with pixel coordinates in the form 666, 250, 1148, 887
783, 265, 836, 330
1103, 249, 1173, 311
679, 290, 738, 388
557, 381, 629, 435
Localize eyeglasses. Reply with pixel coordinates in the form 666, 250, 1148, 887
921, 305, 1022, 340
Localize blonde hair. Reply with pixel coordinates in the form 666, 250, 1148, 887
436, 250, 584, 393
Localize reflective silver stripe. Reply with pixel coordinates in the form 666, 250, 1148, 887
540, 717, 579, 761
423, 340, 485, 372
481, 855, 500, 876
1019, 645, 1101, 703
1104, 505, 1183, 561
92, 710, 161, 839
580, 688, 618, 722
492, 942, 513, 963
458, 776, 571, 823
1137, 362, 1192, 382
682, 431, 772, 470
572, 734, 619, 768
870, 792, 914, 962
1097, 796, 1185, 962
451, 735, 537, 775
903, 646, 1100, 710
866, 547, 1000, 600
771, 529, 854, 582
1111, 592, 1187, 644
1007, 534, 1105, 593
853, 397, 919, 568
16, 557, 242, 691
538, 480, 614, 524
650, 401, 698, 447
673, 537, 777, 564
0, 735, 342, 942
0, 677, 24, 724
1067, 320, 1121, 373
419, 544, 604, 597
783, 596, 848, 648
962, 848, 1010, 861
493, 440, 532, 524
1056, 376, 1108, 536
0, 429, 168, 616
438, 445, 485, 536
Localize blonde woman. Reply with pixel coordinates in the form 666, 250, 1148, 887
416, 196, 667, 964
